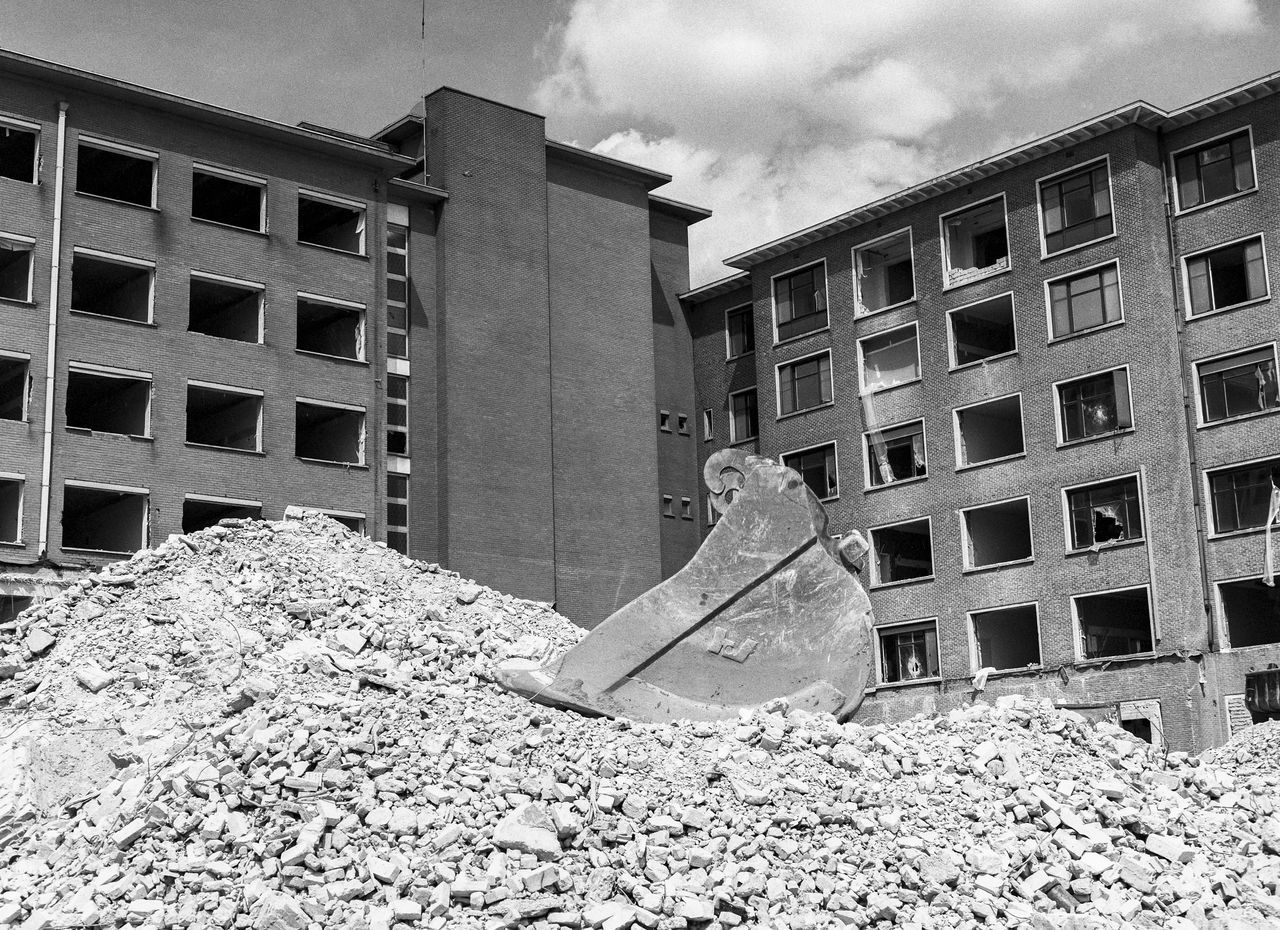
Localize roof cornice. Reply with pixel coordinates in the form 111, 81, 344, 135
679, 271, 750, 304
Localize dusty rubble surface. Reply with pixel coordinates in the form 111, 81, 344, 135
1, 517, 1279, 930
1205, 719, 1280, 783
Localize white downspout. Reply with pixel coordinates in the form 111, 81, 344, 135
37, 101, 68, 558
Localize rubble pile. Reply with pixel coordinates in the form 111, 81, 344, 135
1, 516, 1279, 930
1205, 720, 1280, 782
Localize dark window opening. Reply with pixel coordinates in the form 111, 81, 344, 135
774, 265, 827, 341
1077, 588, 1152, 659
1209, 461, 1280, 534
65, 369, 149, 435
1, 593, 33, 624
0, 478, 20, 542
182, 498, 261, 534
1176, 131, 1255, 210
387, 375, 408, 456
71, 253, 151, 322
186, 384, 261, 451
956, 395, 1023, 466
296, 401, 364, 464
192, 170, 263, 231
188, 276, 261, 343
0, 239, 33, 301
783, 444, 838, 500
61, 484, 147, 553
950, 294, 1015, 366
730, 390, 758, 442
0, 124, 37, 183
387, 473, 409, 555
1187, 238, 1267, 316
880, 621, 939, 683
0, 356, 29, 421
1219, 578, 1280, 648
779, 354, 832, 415
861, 327, 919, 391
1067, 477, 1142, 550
662, 494, 674, 518
1058, 370, 1132, 443
727, 306, 755, 357
298, 195, 364, 253
856, 231, 914, 313
963, 498, 1032, 568
1199, 348, 1279, 422
1041, 164, 1113, 253
329, 513, 365, 534
76, 143, 154, 207
387, 223, 409, 359
871, 519, 932, 585
972, 605, 1040, 670
677, 413, 689, 435
297, 297, 364, 360
943, 199, 1008, 286
867, 421, 926, 487
1120, 717, 1153, 743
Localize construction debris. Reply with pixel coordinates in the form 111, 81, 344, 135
1, 516, 1280, 929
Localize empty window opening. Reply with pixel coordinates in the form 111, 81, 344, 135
662, 494, 674, 518
972, 605, 1040, 671
680, 497, 692, 520
778, 353, 832, 415
726, 305, 755, 357
1049, 263, 1122, 338
963, 498, 1032, 568
61, 483, 148, 553
1219, 578, 1280, 648
1041, 162, 1113, 254
387, 473, 409, 555
1186, 237, 1267, 316
1208, 459, 1280, 534
182, 497, 262, 534
956, 395, 1023, 467
1198, 346, 1279, 423
71, 252, 152, 322
296, 400, 365, 464
1175, 130, 1255, 211
860, 325, 919, 391
1076, 587, 1152, 659
387, 375, 408, 456
0, 237, 34, 302
774, 264, 827, 341
658, 410, 671, 432
879, 620, 939, 684
870, 519, 932, 585
0, 122, 37, 183
855, 230, 914, 314
285, 506, 366, 534
298, 193, 365, 254
1, 592, 33, 624
0, 477, 21, 542
76, 141, 154, 207
942, 198, 1008, 286
1057, 369, 1132, 443
188, 275, 262, 343
867, 420, 926, 487
1119, 701, 1163, 749
0, 355, 29, 421
950, 294, 1015, 366
730, 390, 758, 441
192, 168, 264, 231
387, 223, 409, 359
1066, 476, 1142, 550
677, 413, 689, 435
186, 383, 261, 451
65, 368, 150, 436
297, 296, 365, 360
783, 444, 838, 500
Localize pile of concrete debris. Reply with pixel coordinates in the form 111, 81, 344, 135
1, 516, 1279, 930
1206, 719, 1280, 783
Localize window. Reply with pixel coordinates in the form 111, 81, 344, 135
970, 604, 1040, 671
192, 166, 265, 232
387, 223, 409, 359
1064, 475, 1143, 551
188, 273, 263, 343
1218, 577, 1280, 648
1184, 236, 1267, 317
855, 230, 914, 314
1075, 586, 1153, 659
702, 409, 713, 441
186, 382, 262, 452
677, 413, 689, 435
948, 293, 1016, 367
777, 352, 832, 416
297, 294, 365, 361
707, 494, 719, 526
0, 591, 33, 624
961, 497, 1033, 569
1048, 263, 1122, 338
680, 497, 692, 520
659, 410, 671, 432
0, 119, 38, 184
182, 495, 262, 534
0, 235, 34, 302
730, 389, 758, 441
726, 305, 754, 358
1174, 129, 1255, 211
878, 620, 939, 684
65, 365, 151, 436
387, 375, 408, 456
773, 264, 827, 342
1197, 346, 1280, 424
954, 394, 1024, 468
61, 481, 148, 553
662, 494, 674, 518
71, 250, 154, 323
0, 354, 29, 422
941, 196, 1008, 287
295, 399, 365, 465
286, 506, 366, 534
387, 473, 409, 555
869, 518, 933, 586
76, 138, 155, 207
1207, 458, 1280, 535
1056, 368, 1132, 444
0, 475, 21, 543
859, 324, 919, 392
783, 443, 838, 500
298, 191, 365, 254
1039, 161, 1113, 254
866, 420, 926, 487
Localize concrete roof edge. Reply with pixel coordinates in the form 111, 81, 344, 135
679, 270, 751, 303
387, 177, 449, 204
546, 139, 672, 190
649, 193, 712, 223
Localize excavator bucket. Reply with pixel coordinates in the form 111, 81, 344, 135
495, 449, 876, 723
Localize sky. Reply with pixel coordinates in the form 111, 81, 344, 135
4, 0, 1280, 285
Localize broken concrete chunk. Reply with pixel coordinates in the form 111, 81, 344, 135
24, 627, 55, 656
456, 584, 482, 605
493, 802, 561, 860
75, 661, 115, 693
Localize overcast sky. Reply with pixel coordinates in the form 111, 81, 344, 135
4, 0, 1279, 285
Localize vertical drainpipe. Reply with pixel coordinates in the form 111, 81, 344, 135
37, 101, 68, 559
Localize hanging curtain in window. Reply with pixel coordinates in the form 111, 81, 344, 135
911, 433, 925, 472
1264, 479, 1280, 587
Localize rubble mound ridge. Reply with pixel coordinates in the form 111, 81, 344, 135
1205, 719, 1280, 782
1, 516, 1278, 930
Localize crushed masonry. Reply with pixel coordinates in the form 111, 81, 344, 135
1, 515, 1279, 928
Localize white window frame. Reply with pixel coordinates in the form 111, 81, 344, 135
76, 134, 158, 208
1170, 125, 1258, 216
0, 350, 31, 421
0, 232, 36, 303
938, 193, 1010, 290
966, 601, 1042, 674
857, 321, 920, 393
185, 379, 264, 453
1071, 583, 1154, 663
861, 417, 927, 491
1179, 231, 1270, 321
191, 162, 267, 233
1213, 572, 1280, 651
1035, 155, 1117, 259
852, 226, 916, 317
61, 479, 149, 553
866, 515, 934, 588
189, 270, 266, 343
297, 188, 367, 256
946, 291, 1018, 371
1192, 341, 1280, 428
952, 391, 1025, 471
66, 361, 154, 437
1059, 470, 1145, 554
294, 396, 367, 466
959, 494, 1035, 572
1051, 364, 1135, 448
1043, 258, 1125, 342
71, 247, 156, 324
0, 471, 24, 544
781, 439, 841, 503
769, 259, 829, 346
724, 302, 755, 360
0, 114, 41, 185
873, 617, 942, 687
774, 349, 834, 419
1202, 451, 1280, 540
296, 291, 368, 363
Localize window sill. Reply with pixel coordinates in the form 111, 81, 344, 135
855, 299, 916, 321
870, 574, 934, 590
864, 474, 927, 493
956, 452, 1026, 473
1186, 294, 1271, 323
942, 264, 1011, 292
1174, 186, 1257, 218
1220, 640, 1280, 654
66, 427, 153, 442
867, 676, 941, 693
963, 557, 1034, 574
1040, 231, 1117, 262
0, 175, 38, 188
1048, 317, 1125, 345
1065, 537, 1146, 557
188, 330, 264, 346
1056, 427, 1135, 450
0, 539, 26, 548
1197, 406, 1280, 430
776, 401, 835, 422
726, 350, 755, 363
1207, 524, 1273, 542
861, 376, 921, 395
192, 216, 268, 237
297, 240, 368, 260
296, 456, 368, 470
729, 436, 759, 446
970, 664, 1044, 680
0, 296, 35, 308
0, 417, 30, 426
69, 309, 156, 327
296, 349, 368, 366
773, 325, 830, 350
949, 350, 1017, 373
75, 190, 159, 212
1074, 651, 1157, 669
184, 442, 265, 456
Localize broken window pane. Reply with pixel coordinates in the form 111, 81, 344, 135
182, 497, 262, 534
1076, 587, 1153, 659
298, 193, 365, 254
782, 444, 838, 500
1209, 460, 1279, 534
0, 477, 21, 543
1175, 131, 1255, 210
1049, 263, 1121, 337
971, 604, 1040, 670
61, 484, 148, 553
866, 420, 926, 487
71, 252, 152, 322
186, 384, 262, 451
192, 168, 264, 231
879, 621, 939, 683
1219, 577, 1280, 648
778, 354, 831, 416
1058, 370, 1132, 443
1066, 476, 1142, 550
726, 305, 755, 357
189, 275, 262, 343
855, 231, 914, 314
76, 142, 155, 207
860, 326, 919, 391
1186, 237, 1267, 315
943, 197, 1008, 286
1199, 347, 1279, 422
297, 296, 365, 361
0, 123, 37, 183
65, 368, 150, 436
870, 519, 933, 585
963, 498, 1032, 568
1041, 163, 1113, 253
956, 395, 1024, 466
295, 401, 365, 464
774, 265, 827, 341
0, 355, 29, 421
949, 294, 1016, 366
730, 390, 758, 441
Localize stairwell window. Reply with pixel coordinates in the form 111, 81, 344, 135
1063, 474, 1143, 551
1184, 235, 1268, 318
776, 352, 832, 417
1174, 128, 1256, 212
1196, 345, 1280, 425
877, 619, 940, 684
772, 262, 828, 342
1055, 368, 1133, 445
1047, 262, 1122, 339
1038, 159, 1113, 255
782, 442, 838, 501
